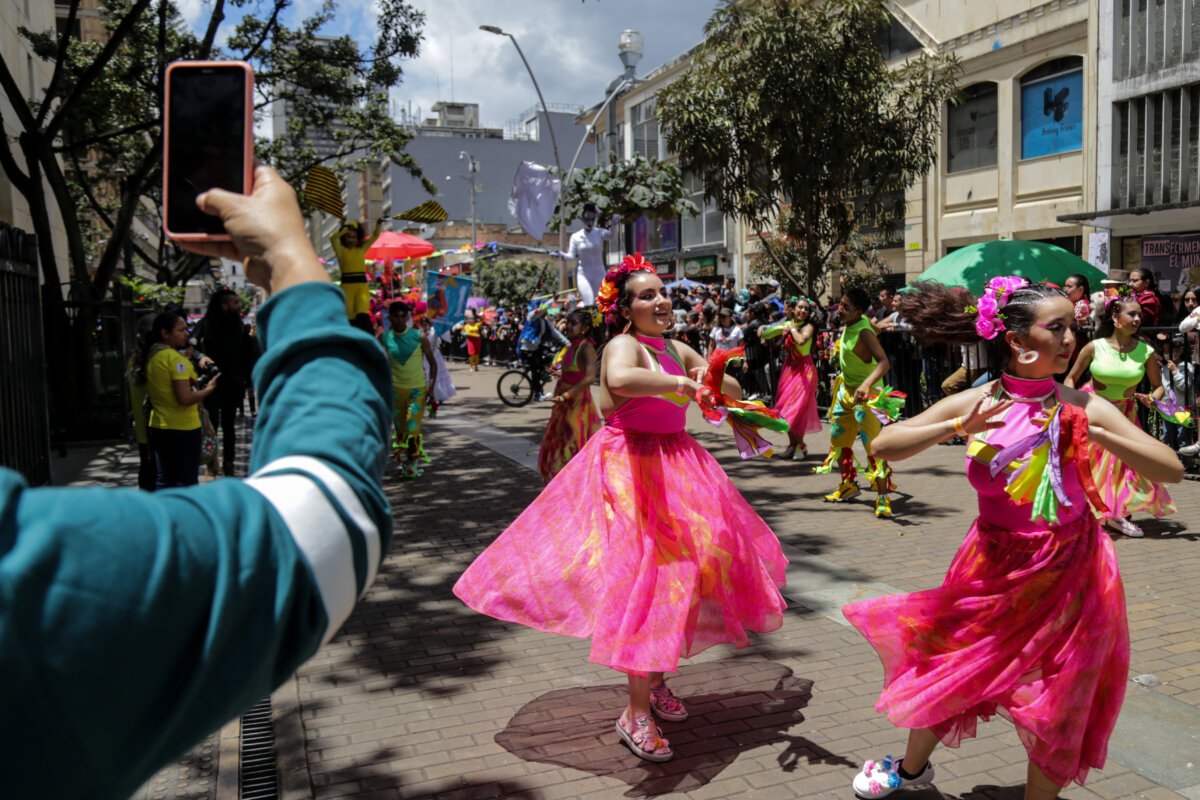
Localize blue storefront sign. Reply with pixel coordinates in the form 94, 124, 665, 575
1020, 68, 1083, 159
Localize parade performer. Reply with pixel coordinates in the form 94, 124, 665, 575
454, 255, 787, 764
842, 278, 1182, 800
459, 311, 483, 371
384, 300, 437, 479
769, 299, 821, 460
551, 203, 620, 305
1064, 293, 1175, 537
816, 287, 899, 517
330, 217, 383, 320
419, 316, 456, 418
536, 309, 602, 483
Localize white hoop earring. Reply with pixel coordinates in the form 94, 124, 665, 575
1016, 347, 1039, 364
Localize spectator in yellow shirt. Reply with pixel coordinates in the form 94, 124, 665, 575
134, 312, 219, 488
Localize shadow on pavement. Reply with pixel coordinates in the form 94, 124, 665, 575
494, 660, 855, 798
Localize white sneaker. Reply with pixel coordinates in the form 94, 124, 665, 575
1178, 442, 1200, 456
1106, 517, 1144, 538
852, 756, 934, 798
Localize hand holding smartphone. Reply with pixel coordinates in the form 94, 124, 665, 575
163, 60, 254, 241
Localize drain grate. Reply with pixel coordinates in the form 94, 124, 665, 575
239, 697, 280, 800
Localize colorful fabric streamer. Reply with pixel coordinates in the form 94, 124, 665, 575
700, 347, 789, 459
985, 402, 1108, 525
760, 321, 791, 341
1154, 386, 1193, 427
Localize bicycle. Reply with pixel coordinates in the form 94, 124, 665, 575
496, 350, 554, 407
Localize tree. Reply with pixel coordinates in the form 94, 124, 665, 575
549, 154, 698, 241
656, 0, 960, 298
4, 0, 432, 302
474, 258, 558, 312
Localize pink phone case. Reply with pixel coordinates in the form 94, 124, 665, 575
162, 60, 254, 242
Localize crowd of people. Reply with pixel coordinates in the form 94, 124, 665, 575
12, 155, 1192, 800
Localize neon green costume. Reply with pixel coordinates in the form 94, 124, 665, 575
815, 316, 896, 508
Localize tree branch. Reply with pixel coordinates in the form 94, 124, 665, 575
45, 0, 153, 142
0, 107, 32, 195
239, 1, 286, 62
68, 149, 115, 230
197, 0, 227, 57
55, 119, 158, 153
755, 229, 804, 293
36, 0, 81, 127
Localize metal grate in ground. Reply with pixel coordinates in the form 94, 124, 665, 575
238, 697, 279, 800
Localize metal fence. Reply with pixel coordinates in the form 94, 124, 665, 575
0, 230, 51, 485
793, 324, 1200, 456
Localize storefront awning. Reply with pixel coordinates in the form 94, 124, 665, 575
1058, 198, 1200, 237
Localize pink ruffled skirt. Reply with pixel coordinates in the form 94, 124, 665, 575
843, 514, 1129, 788
773, 354, 821, 437
455, 426, 788, 675
1081, 389, 1175, 518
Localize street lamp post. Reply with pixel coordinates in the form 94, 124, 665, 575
480, 24, 569, 288
448, 150, 480, 269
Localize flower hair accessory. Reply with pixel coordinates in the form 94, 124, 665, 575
596, 252, 654, 324
968, 276, 1030, 339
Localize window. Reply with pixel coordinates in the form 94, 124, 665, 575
875, 13, 922, 61
1112, 84, 1200, 208
633, 215, 678, 252
631, 97, 659, 160
1019, 57, 1084, 159
680, 172, 724, 247
946, 83, 998, 172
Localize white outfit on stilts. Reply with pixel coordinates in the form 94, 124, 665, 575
424, 329, 457, 404
563, 226, 612, 305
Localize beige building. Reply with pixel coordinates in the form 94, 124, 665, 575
1, 0, 71, 286
583, 1, 1099, 295
896, 0, 1096, 283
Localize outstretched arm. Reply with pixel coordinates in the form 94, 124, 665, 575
872, 386, 1012, 462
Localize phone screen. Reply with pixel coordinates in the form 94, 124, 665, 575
166, 64, 248, 235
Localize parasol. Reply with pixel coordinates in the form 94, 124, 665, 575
364, 231, 435, 262
908, 240, 1107, 296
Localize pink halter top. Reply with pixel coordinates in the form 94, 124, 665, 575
605, 334, 691, 435
965, 373, 1086, 532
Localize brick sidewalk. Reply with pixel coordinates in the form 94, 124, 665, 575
275, 363, 1200, 800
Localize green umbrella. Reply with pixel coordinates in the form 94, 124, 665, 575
907, 240, 1106, 296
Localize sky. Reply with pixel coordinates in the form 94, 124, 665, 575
178, 0, 712, 132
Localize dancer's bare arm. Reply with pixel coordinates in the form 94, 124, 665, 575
872, 386, 1012, 462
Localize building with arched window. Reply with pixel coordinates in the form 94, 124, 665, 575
893, 0, 1096, 285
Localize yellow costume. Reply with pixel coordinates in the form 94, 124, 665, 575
331, 220, 382, 319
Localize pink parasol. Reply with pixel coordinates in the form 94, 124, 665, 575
364, 231, 435, 262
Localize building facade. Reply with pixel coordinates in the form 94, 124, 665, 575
1061, 0, 1200, 295
581, 1, 1102, 295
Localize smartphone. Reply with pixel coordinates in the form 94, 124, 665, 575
162, 60, 254, 240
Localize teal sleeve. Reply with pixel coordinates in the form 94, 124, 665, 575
0, 282, 392, 800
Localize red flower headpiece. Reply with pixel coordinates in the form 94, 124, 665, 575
596, 253, 654, 324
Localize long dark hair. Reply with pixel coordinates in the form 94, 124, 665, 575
1131, 267, 1171, 323
897, 280, 1067, 369
1093, 293, 1143, 339
1066, 273, 1091, 298
1175, 284, 1200, 325
132, 311, 184, 385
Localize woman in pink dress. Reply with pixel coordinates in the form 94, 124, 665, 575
536, 309, 602, 483
843, 278, 1182, 800
772, 299, 821, 460
454, 256, 787, 763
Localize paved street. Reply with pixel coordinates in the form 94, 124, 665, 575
63, 361, 1200, 800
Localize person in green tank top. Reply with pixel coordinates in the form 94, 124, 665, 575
816, 287, 896, 517
384, 300, 438, 479
1064, 294, 1173, 537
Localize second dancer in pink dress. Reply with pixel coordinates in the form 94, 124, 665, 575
842, 278, 1182, 800
772, 300, 822, 460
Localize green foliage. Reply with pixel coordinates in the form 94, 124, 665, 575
836, 234, 892, 297
549, 154, 698, 232
119, 274, 185, 308
657, 0, 960, 298
5, 0, 431, 301
474, 258, 558, 311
